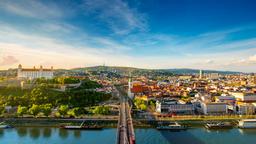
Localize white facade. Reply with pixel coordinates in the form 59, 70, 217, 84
17, 64, 54, 79
208, 73, 219, 79
156, 100, 194, 114
237, 104, 255, 115
230, 92, 256, 102
201, 102, 228, 115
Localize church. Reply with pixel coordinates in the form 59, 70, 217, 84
17, 64, 54, 79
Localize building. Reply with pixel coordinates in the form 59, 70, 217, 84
179, 75, 192, 80
17, 64, 54, 79
156, 99, 194, 114
215, 96, 236, 105
208, 73, 219, 80
237, 103, 255, 115
200, 102, 228, 115
230, 92, 256, 102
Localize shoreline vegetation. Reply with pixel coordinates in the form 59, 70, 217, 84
1, 115, 256, 128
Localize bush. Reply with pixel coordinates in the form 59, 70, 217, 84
93, 106, 110, 115
41, 104, 52, 117
58, 105, 69, 117
17, 106, 28, 116
0, 106, 5, 115
67, 107, 85, 117
29, 104, 40, 117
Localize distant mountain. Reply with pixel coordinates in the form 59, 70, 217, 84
161, 68, 241, 75
72, 66, 242, 75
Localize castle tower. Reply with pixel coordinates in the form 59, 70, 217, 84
18, 64, 22, 69
17, 64, 22, 79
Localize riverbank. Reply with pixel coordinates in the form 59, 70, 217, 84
0, 116, 251, 128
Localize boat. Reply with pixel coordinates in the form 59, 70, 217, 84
0, 122, 13, 129
205, 122, 233, 129
156, 122, 187, 130
0, 125, 13, 129
60, 125, 103, 130
60, 121, 103, 130
238, 119, 256, 129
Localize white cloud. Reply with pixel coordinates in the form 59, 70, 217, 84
0, 22, 256, 72
0, 0, 68, 19
0, 55, 19, 66
82, 0, 147, 35
38, 23, 78, 33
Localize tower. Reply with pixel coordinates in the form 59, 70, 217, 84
199, 69, 202, 79
128, 70, 134, 99
17, 64, 22, 78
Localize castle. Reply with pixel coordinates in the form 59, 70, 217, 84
17, 64, 54, 79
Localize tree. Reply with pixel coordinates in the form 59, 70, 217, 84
17, 105, 28, 116
31, 84, 50, 105
58, 105, 69, 117
139, 104, 147, 111
29, 104, 40, 117
0, 105, 5, 115
134, 98, 147, 111
67, 107, 85, 117
93, 106, 110, 115
41, 104, 52, 117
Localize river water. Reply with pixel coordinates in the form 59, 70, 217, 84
0, 127, 256, 144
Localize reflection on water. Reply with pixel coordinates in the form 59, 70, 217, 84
0, 127, 256, 144
135, 128, 256, 144
159, 130, 205, 144
0, 129, 4, 138
43, 127, 51, 138
59, 129, 69, 139
17, 127, 28, 137
238, 128, 256, 135
73, 130, 81, 139
29, 128, 40, 139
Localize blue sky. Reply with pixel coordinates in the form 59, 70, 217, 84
0, 0, 256, 72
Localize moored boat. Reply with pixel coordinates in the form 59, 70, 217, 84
60, 121, 102, 130
205, 122, 233, 129
0, 122, 13, 129
157, 122, 187, 130
238, 119, 256, 129
0, 125, 13, 129
60, 125, 103, 130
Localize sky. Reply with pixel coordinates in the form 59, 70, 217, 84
0, 0, 256, 72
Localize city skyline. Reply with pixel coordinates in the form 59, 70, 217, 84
0, 0, 256, 72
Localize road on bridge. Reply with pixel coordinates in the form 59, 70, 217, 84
115, 86, 135, 144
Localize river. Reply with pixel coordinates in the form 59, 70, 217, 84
0, 127, 256, 144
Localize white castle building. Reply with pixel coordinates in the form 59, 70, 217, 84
17, 64, 54, 79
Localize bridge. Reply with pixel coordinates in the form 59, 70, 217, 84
116, 89, 135, 144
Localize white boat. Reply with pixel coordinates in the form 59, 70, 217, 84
157, 122, 187, 130
205, 122, 233, 129
238, 119, 256, 129
60, 121, 102, 130
0, 125, 13, 129
0, 122, 13, 129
